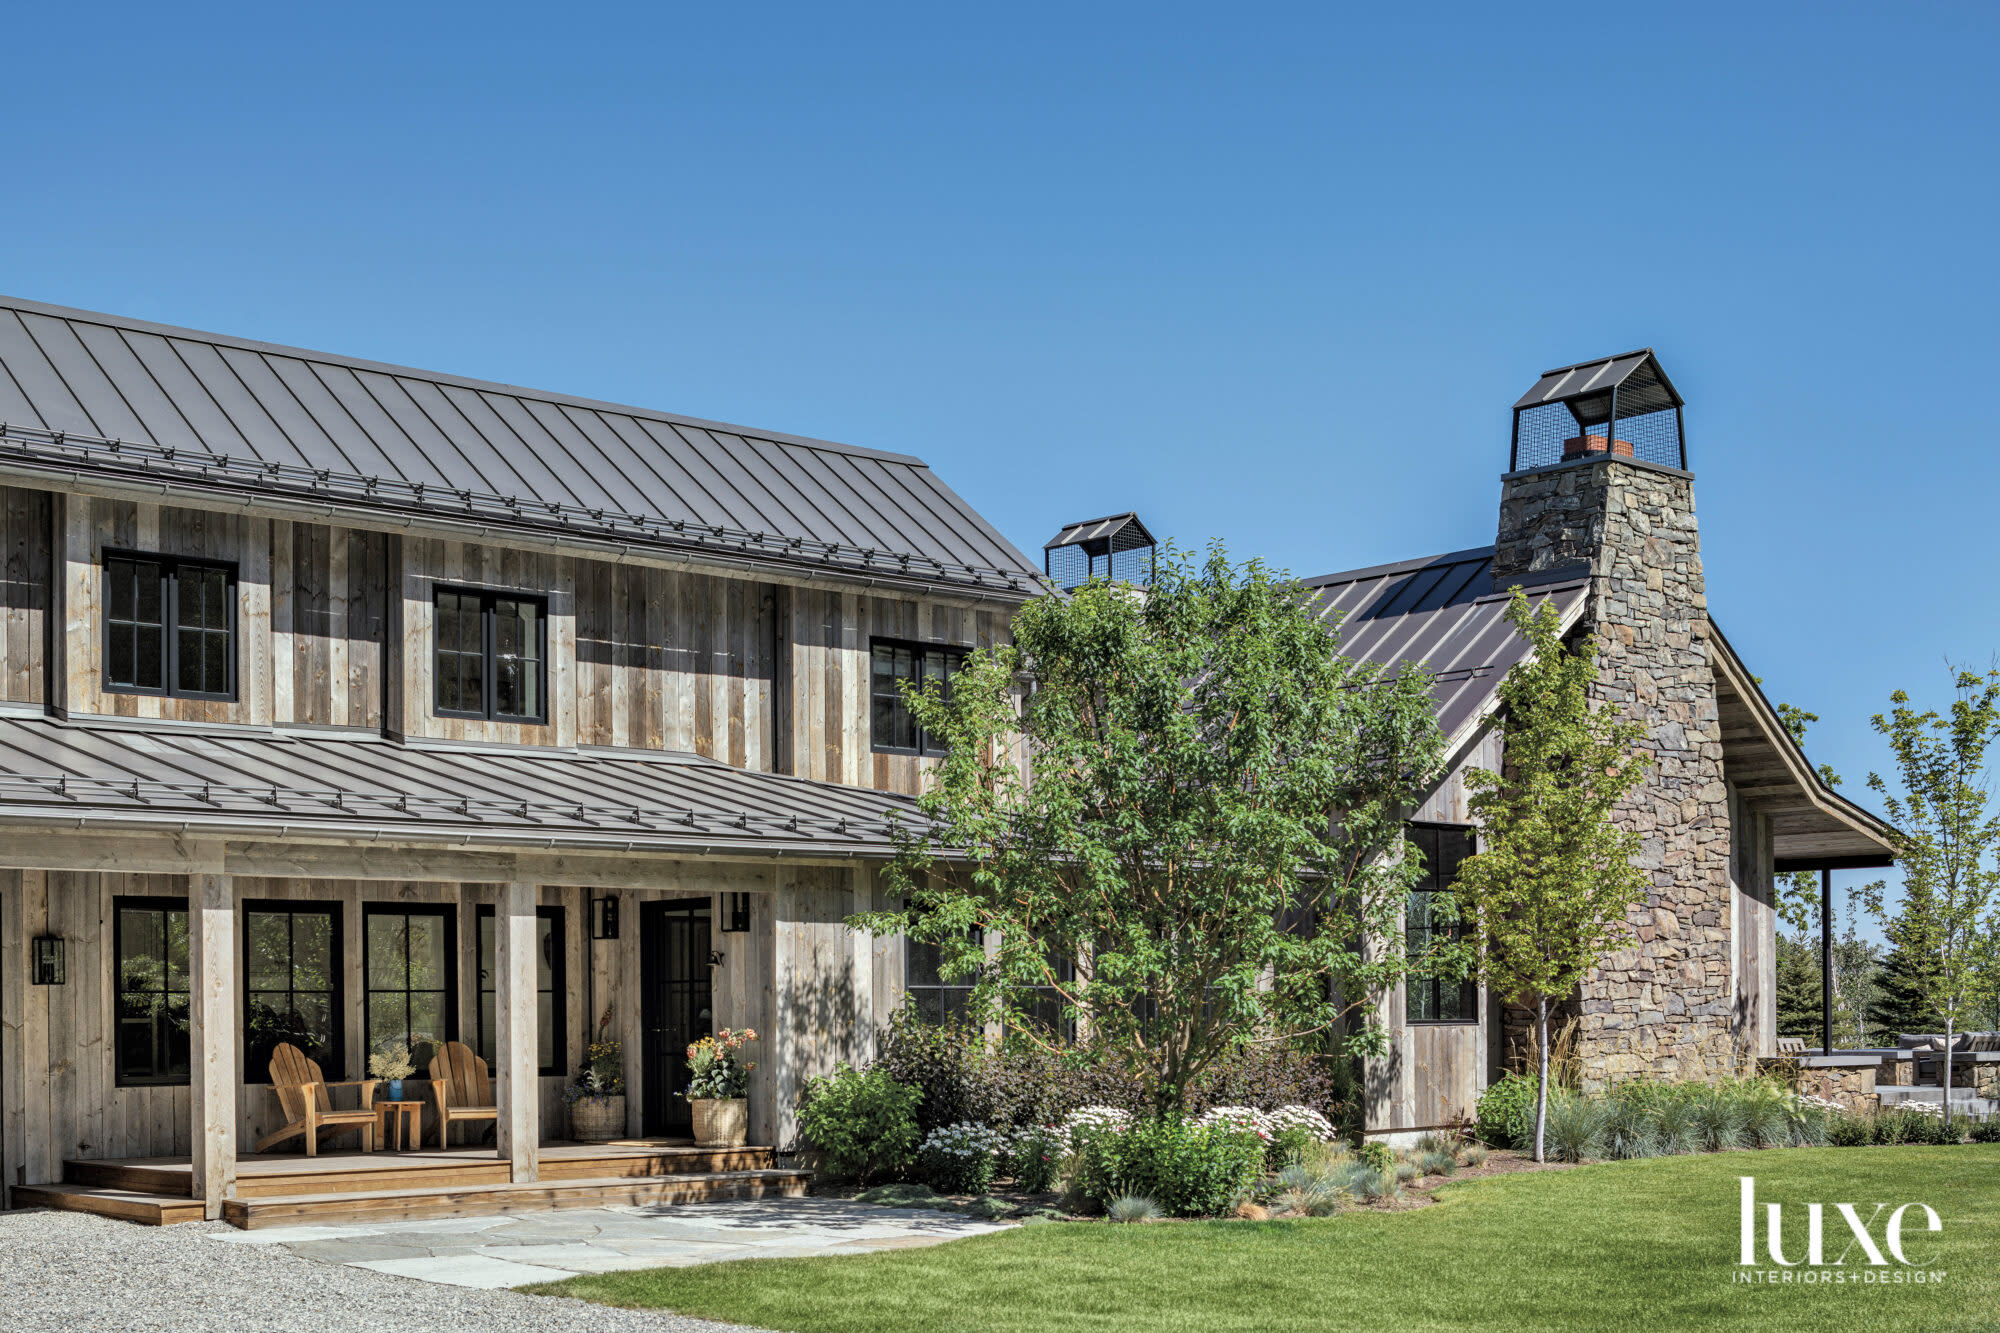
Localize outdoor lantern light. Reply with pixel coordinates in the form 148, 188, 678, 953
708, 949, 725, 969
31, 935, 65, 986
720, 892, 752, 934
591, 895, 620, 940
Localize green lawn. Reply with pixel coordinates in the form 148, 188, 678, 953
532, 1147, 1998, 1333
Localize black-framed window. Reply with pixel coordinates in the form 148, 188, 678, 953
871, 639, 964, 755
103, 552, 236, 700
434, 587, 546, 723
1017, 950, 1078, 1040
1407, 823, 1479, 1024
906, 927, 983, 1025
244, 902, 342, 1082
475, 904, 566, 1077
363, 906, 457, 1075
115, 897, 191, 1086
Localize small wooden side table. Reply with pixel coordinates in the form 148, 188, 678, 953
375, 1100, 424, 1152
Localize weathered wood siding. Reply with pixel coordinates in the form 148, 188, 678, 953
0, 487, 50, 703
1729, 784, 1777, 1059
57, 495, 275, 726
272, 521, 389, 729
1364, 724, 1500, 1137
783, 590, 1010, 794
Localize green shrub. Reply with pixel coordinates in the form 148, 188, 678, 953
1075, 1116, 1266, 1218
1691, 1086, 1747, 1152
1416, 1148, 1457, 1176
1872, 1108, 1914, 1146
1267, 1125, 1317, 1171
1476, 1073, 1538, 1148
1601, 1089, 1660, 1160
1828, 1110, 1874, 1147
1007, 1125, 1064, 1194
797, 1064, 923, 1184
1357, 1141, 1393, 1174
917, 1122, 1008, 1194
1967, 1115, 2000, 1144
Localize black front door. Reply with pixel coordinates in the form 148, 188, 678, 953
639, 899, 713, 1137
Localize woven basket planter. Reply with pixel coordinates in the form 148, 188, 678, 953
570, 1094, 626, 1143
691, 1097, 749, 1147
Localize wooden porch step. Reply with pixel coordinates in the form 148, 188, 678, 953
222, 1167, 810, 1229
65, 1146, 776, 1200
12, 1183, 206, 1226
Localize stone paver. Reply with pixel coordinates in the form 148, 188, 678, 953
207, 1196, 1012, 1288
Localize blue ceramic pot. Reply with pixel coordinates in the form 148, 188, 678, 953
388, 1078, 405, 1101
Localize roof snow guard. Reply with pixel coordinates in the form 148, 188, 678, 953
1043, 512, 1156, 590
0, 297, 1040, 596
1509, 348, 1686, 473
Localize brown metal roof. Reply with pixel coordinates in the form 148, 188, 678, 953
0, 296, 1039, 595
0, 713, 919, 858
1303, 547, 1589, 748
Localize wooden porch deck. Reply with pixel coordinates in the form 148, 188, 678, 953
12, 1139, 809, 1229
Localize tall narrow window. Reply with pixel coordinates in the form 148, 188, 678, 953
115, 897, 191, 1086
103, 554, 235, 699
434, 587, 545, 722
364, 906, 457, 1074
871, 639, 964, 756
1406, 824, 1479, 1024
244, 903, 342, 1081
905, 928, 982, 1025
475, 905, 566, 1076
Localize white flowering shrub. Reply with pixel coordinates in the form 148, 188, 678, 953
1196, 1106, 1273, 1141
1062, 1105, 1133, 1149
1008, 1123, 1066, 1193
1266, 1104, 1339, 1140
918, 1121, 1011, 1194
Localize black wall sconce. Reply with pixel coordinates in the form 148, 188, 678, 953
591, 895, 620, 941
720, 892, 751, 934
31, 935, 65, 986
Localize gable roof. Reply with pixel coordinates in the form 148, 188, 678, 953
1305, 546, 1895, 868
1303, 547, 1589, 749
0, 296, 1039, 595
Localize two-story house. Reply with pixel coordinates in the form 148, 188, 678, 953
0, 296, 1039, 1222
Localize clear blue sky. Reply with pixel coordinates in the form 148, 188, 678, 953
8, 3, 1996, 927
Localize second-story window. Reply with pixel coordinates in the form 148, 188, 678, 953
871, 639, 964, 755
103, 553, 236, 700
434, 587, 546, 723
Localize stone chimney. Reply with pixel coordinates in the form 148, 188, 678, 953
1496, 351, 1735, 1084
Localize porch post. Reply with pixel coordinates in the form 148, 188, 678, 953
495, 881, 540, 1182
187, 873, 236, 1220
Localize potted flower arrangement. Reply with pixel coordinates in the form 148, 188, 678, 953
369, 1041, 416, 1101
565, 1006, 627, 1142
684, 1027, 757, 1147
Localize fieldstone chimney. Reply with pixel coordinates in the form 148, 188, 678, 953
1494, 351, 1735, 1084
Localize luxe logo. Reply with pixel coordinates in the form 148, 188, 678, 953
1738, 1177, 1941, 1269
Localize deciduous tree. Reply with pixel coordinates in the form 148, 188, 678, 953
859, 546, 1449, 1115
1447, 591, 1651, 1163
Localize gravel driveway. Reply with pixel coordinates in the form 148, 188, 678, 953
0, 1208, 769, 1333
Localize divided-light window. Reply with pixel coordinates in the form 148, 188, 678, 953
1406, 823, 1479, 1024
434, 587, 546, 723
871, 639, 964, 756
103, 553, 236, 700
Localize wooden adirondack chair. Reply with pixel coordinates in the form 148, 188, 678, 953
429, 1041, 499, 1149
254, 1043, 379, 1156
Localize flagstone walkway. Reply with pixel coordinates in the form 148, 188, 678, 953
208, 1196, 1014, 1289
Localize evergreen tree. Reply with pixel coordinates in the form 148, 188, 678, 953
1774, 933, 1822, 1041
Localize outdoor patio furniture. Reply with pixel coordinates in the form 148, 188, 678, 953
375, 1099, 424, 1151
1776, 1037, 1806, 1055
429, 1041, 500, 1148
253, 1043, 380, 1156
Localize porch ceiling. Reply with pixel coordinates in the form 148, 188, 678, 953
0, 711, 921, 857
1709, 625, 1897, 871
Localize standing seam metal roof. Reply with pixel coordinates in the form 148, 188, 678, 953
1305, 547, 1589, 745
0, 713, 923, 855
0, 297, 1040, 593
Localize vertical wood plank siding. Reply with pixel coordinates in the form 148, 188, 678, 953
0, 487, 50, 703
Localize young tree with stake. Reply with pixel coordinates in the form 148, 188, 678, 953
1860, 670, 2000, 1126
1448, 591, 1652, 1163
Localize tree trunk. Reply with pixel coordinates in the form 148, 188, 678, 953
1942, 1013, 1956, 1137
1534, 996, 1550, 1165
